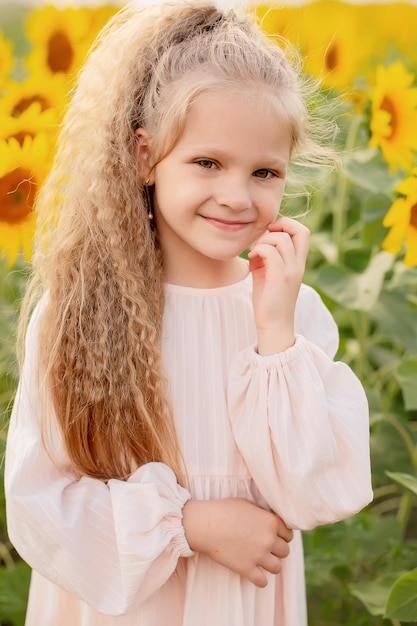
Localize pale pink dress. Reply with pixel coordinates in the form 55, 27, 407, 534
5, 274, 373, 626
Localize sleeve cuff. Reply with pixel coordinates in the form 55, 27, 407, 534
244, 334, 311, 368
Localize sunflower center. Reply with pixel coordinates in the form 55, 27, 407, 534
48, 31, 73, 73
0, 168, 36, 224
410, 204, 417, 229
13, 96, 51, 116
325, 43, 338, 72
380, 96, 398, 139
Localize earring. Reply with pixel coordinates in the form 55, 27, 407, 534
144, 178, 153, 220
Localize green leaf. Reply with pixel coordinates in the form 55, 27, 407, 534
395, 357, 417, 410
316, 265, 358, 308
349, 572, 403, 616
342, 149, 399, 194
361, 193, 392, 224
0, 560, 31, 625
385, 471, 417, 496
385, 568, 417, 621
316, 252, 394, 311
387, 264, 417, 291
372, 291, 417, 352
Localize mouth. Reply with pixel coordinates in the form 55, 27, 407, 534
201, 216, 251, 232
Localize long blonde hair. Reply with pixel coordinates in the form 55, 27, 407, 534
19, 1, 334, 482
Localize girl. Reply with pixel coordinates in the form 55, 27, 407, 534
5, 2, 373, 625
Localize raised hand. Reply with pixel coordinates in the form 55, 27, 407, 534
248, 217, 310, 354
182, 498, 293, 587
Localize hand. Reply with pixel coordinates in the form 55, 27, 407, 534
248, 217, 310, 354
182, 498, 293, 587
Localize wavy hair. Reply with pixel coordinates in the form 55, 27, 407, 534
19, 1, 335, 482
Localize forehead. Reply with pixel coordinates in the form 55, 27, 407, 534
175, 89, 292, 160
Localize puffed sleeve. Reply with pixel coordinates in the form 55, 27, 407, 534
5, 300, 193, 616
227, 284, 373, 531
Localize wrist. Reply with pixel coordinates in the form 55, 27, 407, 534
182, 499, 210, 553
256, 325, 295, 355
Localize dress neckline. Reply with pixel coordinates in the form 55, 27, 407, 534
164, 269, 251, 296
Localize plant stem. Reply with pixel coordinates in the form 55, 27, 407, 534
383, 414, 417, 468
332, 114, 362, 264
350, 310, 370, 382
372, 484, 399, 500
0, 542, 15, 569
397, 492, 413, 536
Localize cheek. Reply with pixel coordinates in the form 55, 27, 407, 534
159, 180, 207, 217
259, 192, 282, 222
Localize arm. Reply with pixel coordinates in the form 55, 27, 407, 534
228, 219, 373, 530
5, 304, 193, 615
227, 325, 373, 530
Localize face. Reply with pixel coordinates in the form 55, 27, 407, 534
139, 90, 292, 283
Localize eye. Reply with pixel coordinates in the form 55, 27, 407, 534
253, 169, 277, 179
196, 159, 217, 169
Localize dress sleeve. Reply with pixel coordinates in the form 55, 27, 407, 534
227, 285, 373, 531
5, 301, 193, 616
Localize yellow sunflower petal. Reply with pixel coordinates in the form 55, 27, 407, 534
395, 174, 417, 198
382, 222, 408, 255
369, 61, 417, 172
383, 198, 410, 228
82, 6, 122, 49
0, 134, 53, 266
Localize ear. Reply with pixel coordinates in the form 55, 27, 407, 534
135, 128, 155, 185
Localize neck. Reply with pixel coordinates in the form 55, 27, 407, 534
163, 255, 249, 288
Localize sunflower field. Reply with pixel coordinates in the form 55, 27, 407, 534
1, 1, 417, 624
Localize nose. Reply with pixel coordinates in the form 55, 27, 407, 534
215, 173, 252, 212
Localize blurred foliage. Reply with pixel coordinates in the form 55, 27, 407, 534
1, 1, 417, 624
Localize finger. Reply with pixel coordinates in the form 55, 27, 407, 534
252, 230, 295, 250
256, 232, 296, 259
276, 521, 294, 543
259, 553, 283, 575
247, 566, 268, 588
267, 217, 310, 261
248, 243, 286, 271
271, 537, 290, 560
248, 234, 296, 265
267, 216, 307, 235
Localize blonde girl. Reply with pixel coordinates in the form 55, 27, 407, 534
5, 2, 372, 625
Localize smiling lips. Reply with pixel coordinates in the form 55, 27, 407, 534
201, 215, 251, 232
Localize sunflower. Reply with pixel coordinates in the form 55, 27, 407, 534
0, 32, 14, 85
382, 170, 417, 268
0, 102, 58, 145
0, 135, 52, 266
0, 72, 70, 121
369, 61, 417, 173
24, 5, 92, 78
293, 1, 370, 91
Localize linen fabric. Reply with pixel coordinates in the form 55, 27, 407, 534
5, 273, 373, 626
